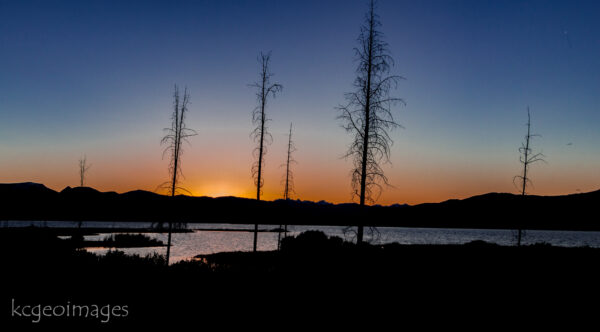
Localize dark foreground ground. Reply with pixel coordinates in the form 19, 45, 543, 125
1, 227, 599, 329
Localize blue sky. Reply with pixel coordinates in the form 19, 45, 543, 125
1, 0, 599, 204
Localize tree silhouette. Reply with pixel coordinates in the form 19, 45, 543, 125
513, 107, 545, 246
78, 155, 91, 187
278, 123, 296, 250
160, 85, 196, 264
250, 52, 282, 252
337, 0, 404, 244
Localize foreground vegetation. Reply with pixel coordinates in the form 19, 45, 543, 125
1, 227, 598, 327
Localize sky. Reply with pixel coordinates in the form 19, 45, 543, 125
1, 0, 599, 205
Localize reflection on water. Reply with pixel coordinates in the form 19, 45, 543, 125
86, 231, 279, 263
3, 221, 600, 263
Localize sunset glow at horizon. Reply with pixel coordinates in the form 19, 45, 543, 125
1, 0, 600, 206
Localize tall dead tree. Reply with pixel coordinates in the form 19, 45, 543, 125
278, 123, 296, 250
338, 0, 404, 244
250, 52, 282, 252
513, 107, 545, 246
75, 155, 92, 228
282, 123, 296, 201
79, 155, 91, 187
161, 85, 196, 264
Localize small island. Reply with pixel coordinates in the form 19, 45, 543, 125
76, 233, 166, 248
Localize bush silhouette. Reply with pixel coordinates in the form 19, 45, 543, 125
281, 230, 345, 253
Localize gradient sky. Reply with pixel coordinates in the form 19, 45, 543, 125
1, 0, 599, 205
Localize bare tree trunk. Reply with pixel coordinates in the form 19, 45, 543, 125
338, 0, 403, 245
284, 123, 293, 201
77, 155, 91, 229
514, 107, 545, 246
357, 4, 376, 244
521, 110, 531, 197
279, 123, 296, 250
161, 85, 196, 265
166, 221, 173, 263
79, 155, 91, 187
166, 93, 180, 263
250, 52, 282, 252
254, 90, 264, 252
253, 223, 258, 252
518, 110, 531, 246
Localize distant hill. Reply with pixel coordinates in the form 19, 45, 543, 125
1, 182, 599, 231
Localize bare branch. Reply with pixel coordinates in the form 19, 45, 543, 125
514, 107, 545, 245
338, 0, 403, 207
78, 155, 91, 187
250, 51, 283, 252
515, 107, 546, 197
281, 123, 297, 200
159, 85, 196, 264
337, 0, 405, 244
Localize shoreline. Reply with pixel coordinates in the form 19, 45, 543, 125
2, 227, 599, 326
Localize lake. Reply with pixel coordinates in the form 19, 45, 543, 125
3, 221, 600, 263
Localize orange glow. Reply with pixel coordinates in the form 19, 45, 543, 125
2, 141, 599, 206
193, 182, 253, 198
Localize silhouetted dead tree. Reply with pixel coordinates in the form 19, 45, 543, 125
160, 85, 196, 264
513, 107, 545, 246
282, 123, 296, 201
250, 51, 282, 252
337, 0, 404, 244
278, 123, 296, 250
76, 155, 91, 228
79, 155, 91, 187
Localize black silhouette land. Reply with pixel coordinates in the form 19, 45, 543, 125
2, 182, 600, 231
2, 182, 599, 327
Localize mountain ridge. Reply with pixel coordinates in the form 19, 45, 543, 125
1, 182, 599, 231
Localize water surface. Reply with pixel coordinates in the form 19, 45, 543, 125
3, 221, 599, 263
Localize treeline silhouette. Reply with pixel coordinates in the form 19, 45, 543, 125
2, 182, 600, 231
